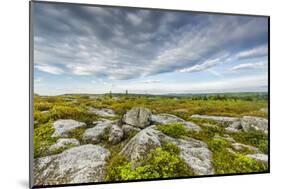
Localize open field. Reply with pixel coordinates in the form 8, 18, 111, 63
33, 93, 268, 185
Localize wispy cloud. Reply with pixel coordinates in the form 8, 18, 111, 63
35, 64, 64, 75
236, 45, 268, 59
139, 79, 161, 84
231, 61, 267, 71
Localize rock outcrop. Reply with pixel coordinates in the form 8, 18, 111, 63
83, 119, 123, 144
120, 126, 213, 175
190, 114, 239, 123
34, 145, 110, 185
52, 119, 86, 138
122, 107, 152, 128
241, 116, 268, 133
246, 153, 268, 164
48, 138, 80, 153
152, 113, 201, 131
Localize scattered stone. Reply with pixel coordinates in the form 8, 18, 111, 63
120, 126, 213, 175
121, 124, 141, 137
52, 119, 86, 138
231, 143, 259, 152
34, 145, 110, 185
151, 113, 201, 131
246, 153, 268, 164
48, 138, 80, 153
82, 119, 112, 143
260, 108, 268, 113
108, 124, 124, 144
241, 116, 268, 133
190, 115, 239, 124
225, 121, 242, 133
213, 134, 235, 143
122, 107, 152, 129
90, 108, 116, 117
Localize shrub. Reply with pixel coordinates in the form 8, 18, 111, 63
34, 121, 56, 158
157, 122, 187, 138
105, 143, 193, 181
50, 105, 97, 124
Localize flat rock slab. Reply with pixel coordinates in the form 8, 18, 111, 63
34, 144, 110, 185
191, 114, 239, 124
246, 153, 268, 164
52, 119, 86, 138
90, 108, 116, 117
152, 114, 201, 131
48, 138, 80, 153
120, 126, 213, 175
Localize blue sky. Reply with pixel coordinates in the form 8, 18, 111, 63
33, 2, 268, 95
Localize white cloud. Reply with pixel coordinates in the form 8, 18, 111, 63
139, 79, 161, 84
236, 45, 268, 59
35, 64, 64, 75
231, 61, 267, 71
127, 13, 142, 26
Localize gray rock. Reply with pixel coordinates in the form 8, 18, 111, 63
108, 124, 124, 144
90, 108, 116, 117
120, 126, 213, 175
190, 114, 239, 124
52, 119, 86, 138
122, 107, 152, 128
241, 116, 268, 133
82, 120, 112, 143
213, 134, 236, 143
246, 153, 268, 164
225, 121, 242, 133
152, 114, 201, 131
49, 138, 80, 153
34, 145, 110, 185
231, 143, 260, 152
122, 124, 141, 137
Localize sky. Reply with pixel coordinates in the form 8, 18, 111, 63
33, 2, 269, 95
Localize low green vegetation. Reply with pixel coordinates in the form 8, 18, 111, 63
157, 122, 188, 138
105, 143, 194, 181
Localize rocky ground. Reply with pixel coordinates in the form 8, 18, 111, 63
34, 106, 268, 186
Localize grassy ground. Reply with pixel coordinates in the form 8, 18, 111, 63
33, 94, 268, 177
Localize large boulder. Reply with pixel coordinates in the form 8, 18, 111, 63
120, 126, 213, 175
83, 119, 123, 144
82, 120, 112, 143
241, 116, 268, 133
108, 124, 124, 144
152, 113, 201, 131
121, 124, 141, 137
122, 107, 152, 128
34, 145, 110, 185
48, 138, 80, 153
52, 119, 86, 138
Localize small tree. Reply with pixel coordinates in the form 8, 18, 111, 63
109, 90, 112, 99
125, 90, 128, 96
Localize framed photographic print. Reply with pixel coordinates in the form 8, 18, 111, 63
29, 0, 269, 188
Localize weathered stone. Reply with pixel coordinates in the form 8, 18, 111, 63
52, 119, 86, 138
34, 145, 110, 185
121, 124, 141, 137
120, 126, 213, 175
225, 121, 242, 133
122, 107, 152, 128
49, 138, 80, 153
246, 153, 268, 164
82, 119, 112, 143
152, 113, 201, 131
241, 116, 268, 133
190, 114, 239, 124
90, 108, 116, 117
108, 124, 124, 144
213, 134, 236, 143
231, 143, 260, 152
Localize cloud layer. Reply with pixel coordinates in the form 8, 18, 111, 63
33, 3, 268, 80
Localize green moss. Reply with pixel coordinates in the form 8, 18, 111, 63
157, 122, 188, 138
105, 143, 193, 181
34, 121, 57, 158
